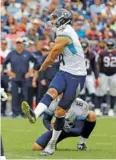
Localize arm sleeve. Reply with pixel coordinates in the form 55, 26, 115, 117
91, 55, 99, 79
43, 112, 53, 130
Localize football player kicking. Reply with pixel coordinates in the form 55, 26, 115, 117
22, 8, 86, 155
32, 98, 96, 152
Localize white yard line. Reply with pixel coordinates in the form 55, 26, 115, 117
93, 134, 116, 137
96, 142, 113, 145
7, 153, 37, 159
2, 128, 33, 133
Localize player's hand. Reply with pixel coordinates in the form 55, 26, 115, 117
95, 78, 100, 88
0, 88, 8, 101
41, 79, 46, 86
63, 124, 71, 133
63, 119, 72, 133
7, 71, 16, 78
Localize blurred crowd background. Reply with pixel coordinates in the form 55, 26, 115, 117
1, 0, 116, 118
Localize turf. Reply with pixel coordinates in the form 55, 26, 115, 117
1, 117, 116, 159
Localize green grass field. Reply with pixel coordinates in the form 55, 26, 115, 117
1, 117, 116, 159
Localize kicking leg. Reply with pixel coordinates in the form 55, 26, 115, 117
22, 71, 66, 123
22, 88, 58, 123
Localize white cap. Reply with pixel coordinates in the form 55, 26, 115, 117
16, 37, 23, 43
32, 19, 41, 24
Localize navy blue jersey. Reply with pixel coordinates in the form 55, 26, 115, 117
84, 50, 98, 79
3, 50, 38, 81
99, 50, 116, 76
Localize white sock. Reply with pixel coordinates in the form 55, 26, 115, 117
79, 136, 87, 144
50, 129, 62, 143
34, 102, 47, 119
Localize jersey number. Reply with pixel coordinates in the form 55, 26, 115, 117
76, 102, 83, 107
103, 56, 116, 67
85, 59, 90, 69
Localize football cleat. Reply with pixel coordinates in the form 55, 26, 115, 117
21, 101, 36, 123
40, 141, 56, 156
40, 150, 54, 156
77, 143, 87, 151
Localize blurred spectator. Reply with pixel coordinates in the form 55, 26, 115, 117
20, 16, 32, 31
7, 0, 20, 15
90, 0, 105, 18
86, 21, 102, 40
14, 2, 29, 20
72, 11, 79, 24
32, 40, 47, 102
26, 40, 36, 52
5, 25, 22, 49
26, 40, 44, 107
47, 0, 59, 13
0, 39, 11, 60
43, 28, 51, 45
16, 22, 26, 34
102, 26, 115, 39
96, 40, 106, 54
34, 3, 41, 16
74, 21, 86, 39
39, 0, 52, 10
2, 0, 9, 7
72, 0, 83, 12
101, 1, 116, 19
39, 9, 50, 22
3, 37, 38, 117
6, 15, 16, 27
1, 1, 7, 17
32, 19, 44, 40
27, 27, 39, 44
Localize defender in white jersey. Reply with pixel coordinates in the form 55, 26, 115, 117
32, 98, 96, 151
22, 8, 86, 156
